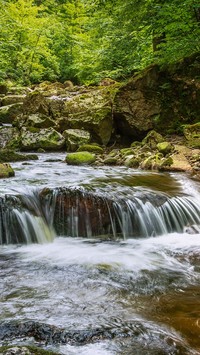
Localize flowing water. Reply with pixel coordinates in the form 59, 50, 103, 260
0, 153, 200, 354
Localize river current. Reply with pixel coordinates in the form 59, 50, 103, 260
0, 153, 200, 354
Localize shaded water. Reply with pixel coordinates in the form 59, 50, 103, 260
0, 153, 200, 354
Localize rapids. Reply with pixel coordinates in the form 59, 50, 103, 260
0, 153, 200, 354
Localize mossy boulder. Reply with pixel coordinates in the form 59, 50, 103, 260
57, 85, 119, 145
77, 144, 103, 154
21, 127, 65, 151
25, 113, 56, 129
0, 163, 15, 178
157, 141, 173, 155
0, 103, 23, 124
66, 151, 96, 165
63, 129, 91, 152
0, 149, 38, 162
183, 122, 200, 148
142, 130, 164, 149
23, 91, 49, 116
0, 126, 21, 149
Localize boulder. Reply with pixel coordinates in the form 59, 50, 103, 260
0, 126, 21, 149
63, 129, 91, 152
113, 57, 200, 141
25, 113, 56, 129
57, 85, 119, 145
66, 151, 96, 165
77, 144, 103, 154
0, 163, 15, 178
22, 91, 49, 116
20, 127, 65, 151
0, 103, 23, 124
157, 141, 173, 155
142, 130, 164, 149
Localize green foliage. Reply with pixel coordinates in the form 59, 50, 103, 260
0, 0, 199, 84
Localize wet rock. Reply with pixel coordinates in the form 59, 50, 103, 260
0, 163, 15, 178
21, 127, 65, 151
0, 149, 38, 163
65, 151, 96, 165
63, 129, 91, 152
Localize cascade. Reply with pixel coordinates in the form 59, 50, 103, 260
0, 186, 200, 244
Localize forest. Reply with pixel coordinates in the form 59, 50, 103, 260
0, 0, 200, 85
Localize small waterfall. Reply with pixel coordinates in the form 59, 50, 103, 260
0, 186, 200, 244
52, 187, 200, 239
0, 190, 56, 244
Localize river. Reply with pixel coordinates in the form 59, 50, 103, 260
0, 153, 200, 354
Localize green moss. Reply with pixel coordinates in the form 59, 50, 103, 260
157, 141, 173, 155
0, 163, 15, 178
77, 144, 103, 154
66, 151, 96, 165
0, 149, 38, 162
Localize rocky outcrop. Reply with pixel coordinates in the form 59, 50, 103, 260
113, 54, 200, 143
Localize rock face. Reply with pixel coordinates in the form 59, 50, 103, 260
113, 54, 200, 142
56, 86, 118, 145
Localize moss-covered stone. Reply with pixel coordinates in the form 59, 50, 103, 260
103, 157, 118, 165
77, 144, 103, 154
66, 151, 96, 165
157, 141, 173, 155
0, 127, 21, 149
124, 155, 140, 168
21, 127, 65, 151
63, 129, 91, 152
0, 103, 23, 124
142, 130, 164, 149
120, 148, 134, 156
0, 149, 38, 162
183, 122, 200, 148
0, 163, 15, 178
